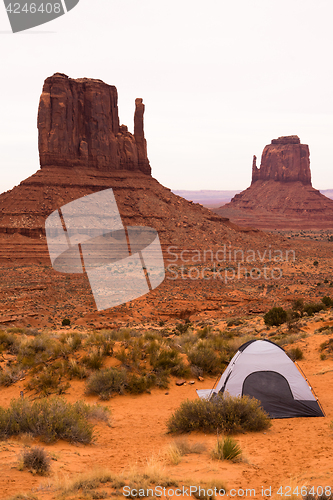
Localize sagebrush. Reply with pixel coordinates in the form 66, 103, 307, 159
167, 394, 271, 434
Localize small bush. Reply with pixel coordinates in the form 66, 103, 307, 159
126, 373, 154, 394
85, 368, 127, 399
0, 397, 102, 443
187, 343, 222, 375
320, 338, 333, 353
292, 299, 305, 316
82, 348, 104, 370
21, 446, 51, 475
17, 336, 59, 367
287, 347, 304, 361
167, 394, 271, 434
227, 319, 243, 327
0, 330, 18, 351
62, 318, 71, 326
264, 307, 288, 327
322, 296, 333, 308
211, 436, 242, 462
303, 302, 325, 316
151, 348, 188, 377
175, 323, 190, 335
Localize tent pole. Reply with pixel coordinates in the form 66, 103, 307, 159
208, 373, 222, 400
295, 361, 326, 417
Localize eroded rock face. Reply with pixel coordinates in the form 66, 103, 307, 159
38, 73, 151, 174
251, 135, 311, 185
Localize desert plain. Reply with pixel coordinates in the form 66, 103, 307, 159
1, 74, 333, 500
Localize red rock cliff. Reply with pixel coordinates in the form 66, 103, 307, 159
251, 135, 311, 185
38, 73, 151, 174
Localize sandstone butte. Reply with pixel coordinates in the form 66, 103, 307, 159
215, 135, 333, 230
0, 73, 276, 265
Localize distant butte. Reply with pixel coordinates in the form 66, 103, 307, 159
215, 135, 333, 230
0, 73, 269, 264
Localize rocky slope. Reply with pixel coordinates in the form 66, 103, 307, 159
215, 136, 333, 230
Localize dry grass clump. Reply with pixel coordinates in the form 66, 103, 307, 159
0, 397, 109, 443
172, 438, 207, 455
167, 394, 271, 434
59, 332, 82, 351
164, 438, 207, 465
287, 346, 304, 361
25, 366, 71, 396
0, 330, 19, 352
0, 366, 25, 387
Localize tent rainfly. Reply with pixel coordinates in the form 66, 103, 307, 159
197, 339, 324, 418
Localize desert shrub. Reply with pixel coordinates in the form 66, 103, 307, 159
150, 348, 188, 377
264, 307, 288, 327
313, 260, 319, 266
322, 296, 333, 307
211, 436, 242, 462
187, 344, 222, 374
21, 446, 51, 475
0, 366, 25, 387
167, 394, 271, 434
59, 332, 82, 351
0, 330, 19, 353
25, 367, 70, 396
227, 319, 243, 327
85, 367, 127, 399
287, 347, 304, 361
303, 302, 325, 316
85, 332, 114, 356
17, 336, 60, 367
126, 373, 154, 394
67, 359, 89, 379
82, 348, 104, 370
292, 299, 305, 316
62, 318, 71, 326
151, 371, 170, 389
0, 397, 102, 443
175, 322, 190, 334
196, 326, 212, 339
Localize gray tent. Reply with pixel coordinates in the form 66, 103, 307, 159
197, 339, 324, 418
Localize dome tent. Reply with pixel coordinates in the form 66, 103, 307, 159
196, 339, 324, 418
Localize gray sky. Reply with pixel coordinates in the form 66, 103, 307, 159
1, 0, 332, 193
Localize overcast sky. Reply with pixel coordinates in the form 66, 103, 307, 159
1, 0, 332, 193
